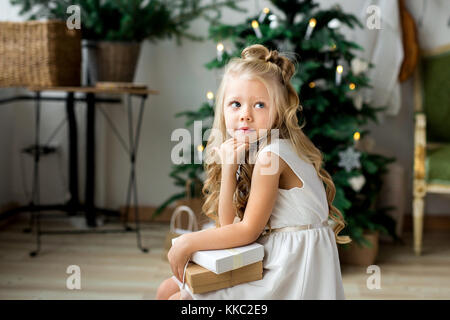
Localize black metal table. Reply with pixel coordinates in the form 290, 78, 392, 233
0, 86, 159, 256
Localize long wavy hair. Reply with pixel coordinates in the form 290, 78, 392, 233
201, 44, 351, 245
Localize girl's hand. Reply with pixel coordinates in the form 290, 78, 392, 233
212, 138, 249, 171
167, 234, 193, 283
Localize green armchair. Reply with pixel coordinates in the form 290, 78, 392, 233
413, 44, 450, 256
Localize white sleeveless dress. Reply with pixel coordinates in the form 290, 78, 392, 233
172, 138, 346, 300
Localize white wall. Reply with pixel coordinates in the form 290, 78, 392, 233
0, 0, 449, 216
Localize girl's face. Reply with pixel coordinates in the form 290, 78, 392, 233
223, 75, 273, 143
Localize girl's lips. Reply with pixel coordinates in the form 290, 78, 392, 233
236, 128, 255, 133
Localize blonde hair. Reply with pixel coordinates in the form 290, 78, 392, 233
201, 44, 352, 245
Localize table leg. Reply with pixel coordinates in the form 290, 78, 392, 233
125, 95, 148, 253
85, 92, 96, 227
66, 92, 79, 215
30, 92, 42, 257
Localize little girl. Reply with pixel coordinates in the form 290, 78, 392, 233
156, 44, 352, 300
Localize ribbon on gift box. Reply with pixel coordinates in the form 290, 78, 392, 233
226, 248, 243, 269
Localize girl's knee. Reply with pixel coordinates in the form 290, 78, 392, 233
156, 277, 179, 300
168, 291, 181, 300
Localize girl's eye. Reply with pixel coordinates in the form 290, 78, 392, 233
255, 102, 265, 108
230, 101, 240, 108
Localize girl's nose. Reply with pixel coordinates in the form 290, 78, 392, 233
240, 106, 252, 122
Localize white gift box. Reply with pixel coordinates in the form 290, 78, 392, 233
172, 236, 264, 274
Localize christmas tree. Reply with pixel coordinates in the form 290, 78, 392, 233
156, 0, 398, 248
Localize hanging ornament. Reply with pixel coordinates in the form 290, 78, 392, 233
305, 18, 316, 40
348, 174, 366, 192
140, 0, 150, 9
216, 42, 224, 62
258, 7, 270, 23
251, 20, 263, 38
335, 64, 343, 85
351, 58, 369, 75
327, 18, 341, 29
338, 146, 361, 172
353, 93, 363, 110
269, 14, 279, 29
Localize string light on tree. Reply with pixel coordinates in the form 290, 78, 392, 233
305, 18, 316, 40
252, 20, 262, 38
258, 7, 270, 23
197, 144, 204, 163
349, 83, 356, 90
353, 130, 361, 148
335, 64, 343, 85
206, 91, 214, 106
216, 42, 224, 62
347, 130, 366, 192
309, 81, 316, 88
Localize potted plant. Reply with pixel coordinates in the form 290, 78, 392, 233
10, 0, 244, 83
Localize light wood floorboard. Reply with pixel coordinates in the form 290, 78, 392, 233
0, 215, 449, 299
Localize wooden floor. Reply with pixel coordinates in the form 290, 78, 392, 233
0, 214, 449, 300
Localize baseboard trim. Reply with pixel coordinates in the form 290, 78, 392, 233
403, 213, 450, 232
0, 202, 21, 230
123, 207, 450, 233
119, 205, 175, 223
5, 203, 449, 233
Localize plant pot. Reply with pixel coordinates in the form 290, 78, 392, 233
338, 230, 380, 266
83, 40, 141, 84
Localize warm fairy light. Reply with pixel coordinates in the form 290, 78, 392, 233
206, 91, 214, 100
331, 43, 337, 50
197, 144, 204, 152
349, 83, 356, 90
263, 7, 270, 14
216, 43, 224, 52
309, 82, 316, 88
309, 18, 317, 27
252, 20, 263, 38
353, 131, 361, 141
336, 65, 343, 73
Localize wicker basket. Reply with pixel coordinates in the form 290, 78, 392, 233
0, 20, 81, 87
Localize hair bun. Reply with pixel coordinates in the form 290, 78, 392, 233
241, 44, 269, 60
241, 44, 295, 83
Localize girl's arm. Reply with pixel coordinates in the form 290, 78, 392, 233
218, 164, 238, 227
183, 151, 284, 254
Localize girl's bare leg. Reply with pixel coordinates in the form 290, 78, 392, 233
156, 277, 180, 300
168, 291, 182, 300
